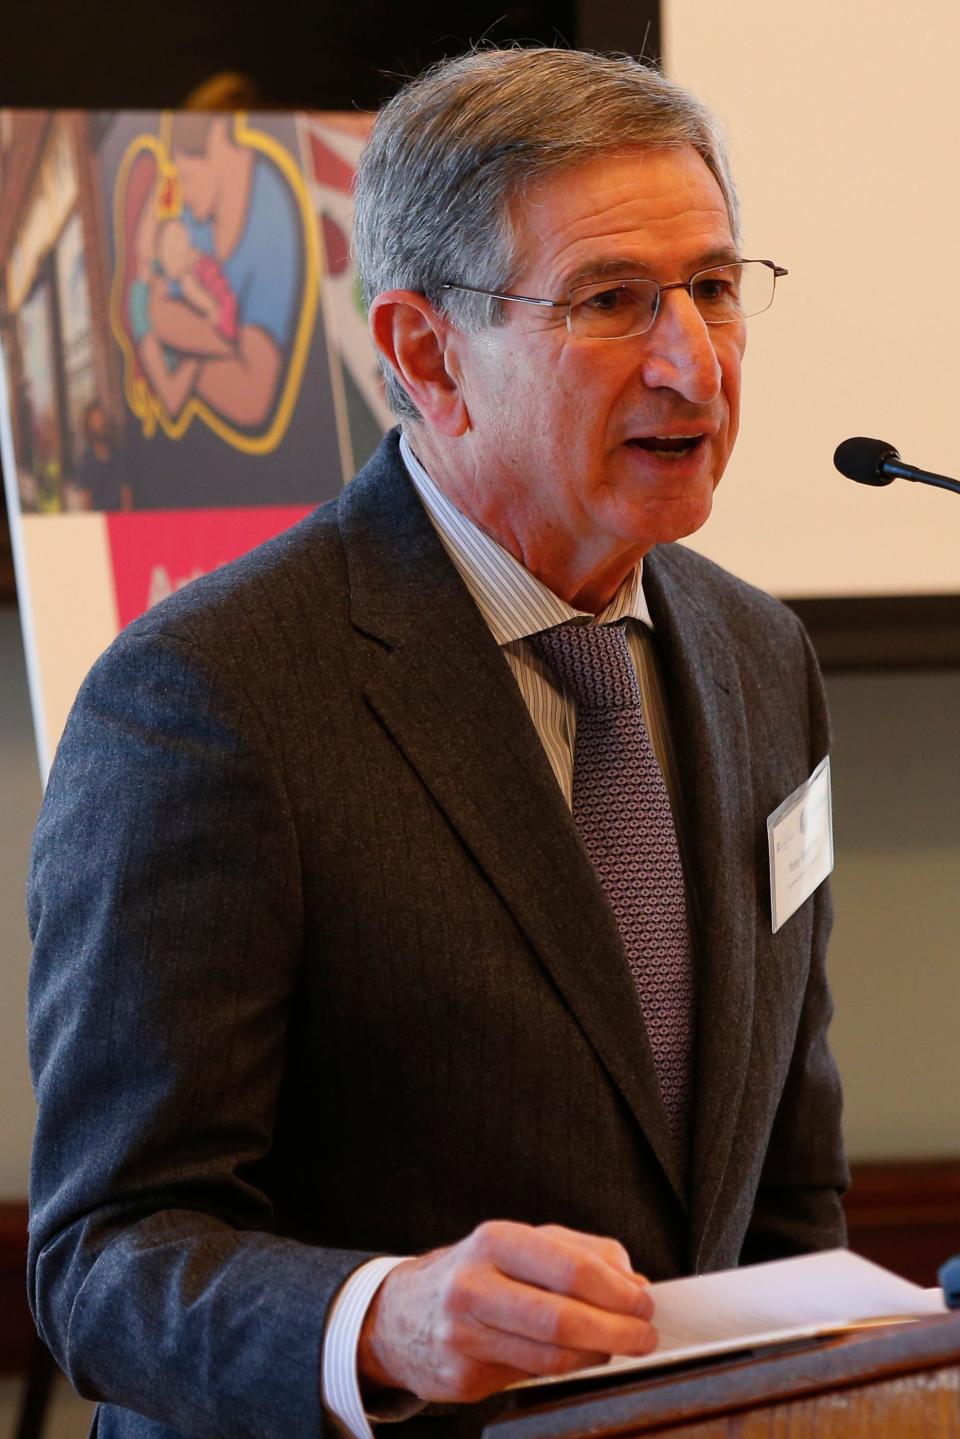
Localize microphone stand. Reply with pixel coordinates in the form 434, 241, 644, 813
882, 458, 960, 497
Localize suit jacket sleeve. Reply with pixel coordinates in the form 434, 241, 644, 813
27, 626, 370, 1439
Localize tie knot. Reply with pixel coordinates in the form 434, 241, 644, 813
529, 622, 640, 712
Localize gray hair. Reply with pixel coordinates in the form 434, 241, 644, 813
353, 46, 739, 421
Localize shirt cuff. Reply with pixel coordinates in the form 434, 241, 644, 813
322, 1254, 418, 1439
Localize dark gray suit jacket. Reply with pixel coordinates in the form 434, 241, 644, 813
27, 431, 846, 1439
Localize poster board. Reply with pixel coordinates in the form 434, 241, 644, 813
0, 109, 388, 777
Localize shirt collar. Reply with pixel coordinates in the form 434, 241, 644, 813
398, 431, 653, 646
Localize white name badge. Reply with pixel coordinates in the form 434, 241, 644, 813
767, 756, 834, 933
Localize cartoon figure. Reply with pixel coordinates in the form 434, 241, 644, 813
113, 113, 317, 451
156, 219, 239, 343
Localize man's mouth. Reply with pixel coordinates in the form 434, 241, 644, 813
626, 434, 706, 456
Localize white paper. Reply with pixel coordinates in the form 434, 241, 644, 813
512, 1248, 946, 1390
767, 755, 834, 933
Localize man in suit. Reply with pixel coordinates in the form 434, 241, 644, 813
27, 47, 847, 1439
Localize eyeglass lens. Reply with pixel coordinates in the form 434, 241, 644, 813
568, 262, 777, 338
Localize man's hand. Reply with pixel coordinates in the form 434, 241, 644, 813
357, 1220, 656, 1404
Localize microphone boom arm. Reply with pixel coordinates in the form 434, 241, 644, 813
882, 457, 960, 496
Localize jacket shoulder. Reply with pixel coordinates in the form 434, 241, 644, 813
648, 542, 825, 755
109, 429, 407, 664
123, 498, 344, 652
652, 542, 803, 633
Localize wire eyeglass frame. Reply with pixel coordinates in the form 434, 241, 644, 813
438, 259, 787, 340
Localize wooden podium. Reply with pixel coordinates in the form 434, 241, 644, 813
485, 1311, 960, 1439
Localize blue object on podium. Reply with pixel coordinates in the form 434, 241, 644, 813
939, 1255, 960, 1310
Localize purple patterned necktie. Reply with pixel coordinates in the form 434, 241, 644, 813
530, 620, 695, 1161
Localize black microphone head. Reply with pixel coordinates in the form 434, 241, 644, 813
834, 436, 899, 486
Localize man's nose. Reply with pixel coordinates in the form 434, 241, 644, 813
638, 289, 723, 403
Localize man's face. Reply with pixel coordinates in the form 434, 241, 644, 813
445, 145, 745, 603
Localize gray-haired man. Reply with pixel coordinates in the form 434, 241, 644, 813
28, 48, 846, 1439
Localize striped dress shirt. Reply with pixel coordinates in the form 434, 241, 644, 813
398, 432, 684, 810
322, 432, 690, 1439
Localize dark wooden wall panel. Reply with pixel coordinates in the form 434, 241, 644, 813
787, 596, 960, 671
0, 1201, 32, 1374
844, 1159, 960, 1288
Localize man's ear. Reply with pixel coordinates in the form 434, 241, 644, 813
368, 291, 469, 435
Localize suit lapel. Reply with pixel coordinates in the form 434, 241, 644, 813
338, 437, 685, 1200
643, 547, 759, 1264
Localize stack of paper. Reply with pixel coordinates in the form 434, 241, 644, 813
514, 1248, 947, 1390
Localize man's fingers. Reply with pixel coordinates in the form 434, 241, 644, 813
462, 1272, 656, 1356
468, 1221, 651, 1316
459, 1319, 611, 1379
536, 1226, 638, 1276
359, 1221, 655, 1404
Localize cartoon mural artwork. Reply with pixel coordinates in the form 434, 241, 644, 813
0, 107, 393, 775
113, 113, 318, 454
300, 112, 389, 477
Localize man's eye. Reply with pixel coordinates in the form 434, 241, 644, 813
692, 270, 742, 310
693, 278, 733, 301
567, 280, 658, 336
582, 285, 635, 311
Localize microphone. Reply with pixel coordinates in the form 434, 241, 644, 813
834, 437, 960, 496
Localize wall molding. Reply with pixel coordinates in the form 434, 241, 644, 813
786, 595, 960, 671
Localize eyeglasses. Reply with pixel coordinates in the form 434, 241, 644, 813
438, 260, 787, 341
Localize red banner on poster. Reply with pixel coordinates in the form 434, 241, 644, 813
106, 506, 313, 628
